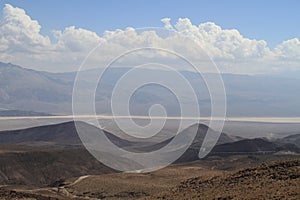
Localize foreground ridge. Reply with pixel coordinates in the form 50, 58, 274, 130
145, 159, 300, 200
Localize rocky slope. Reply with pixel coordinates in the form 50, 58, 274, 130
147, 159, 300, 200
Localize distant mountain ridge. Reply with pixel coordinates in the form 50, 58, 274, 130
210, 138, 300, 156
0, 109, 52, 117
0, 121, 136, 147
1, 61, 300, 116
277, 133, 300, 147
0, 121, 232, 148
0, 62, 72, 114
0, 121, 298, 160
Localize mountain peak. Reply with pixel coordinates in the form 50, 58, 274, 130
0, 61, 21, 69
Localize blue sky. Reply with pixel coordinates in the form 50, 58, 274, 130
0, 0, 299, 48
0, 1, 299, 73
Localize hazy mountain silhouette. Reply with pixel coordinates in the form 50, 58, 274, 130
0, 109, 52, 116
210, 138, 300, 156
1, 61, 300, 116
277, 133, 300, 147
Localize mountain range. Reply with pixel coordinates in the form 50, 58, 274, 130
1, 61, 300, 116
0, 121, 299, 157
0, 109, 52, 117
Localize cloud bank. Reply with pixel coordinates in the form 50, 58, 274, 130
0, 4, 299, 73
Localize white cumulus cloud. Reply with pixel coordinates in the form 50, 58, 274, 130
0, 4, 299, 74
53, 26, 103, 52
275, 38, 300, 59
171, 18, 273, 60
0, 4, 50, 52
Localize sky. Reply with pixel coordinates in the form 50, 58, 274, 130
0, 0, 299, 73
1, 0, 299, 47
